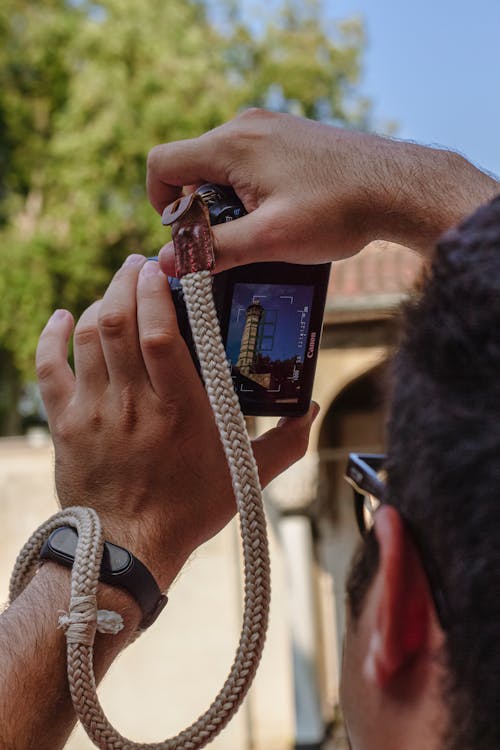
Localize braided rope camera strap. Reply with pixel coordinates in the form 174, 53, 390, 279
9, 194, 271, 749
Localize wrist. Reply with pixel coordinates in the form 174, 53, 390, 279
36, 562, 141, 655
40, 525, 168, 630
96, 514, 189, 592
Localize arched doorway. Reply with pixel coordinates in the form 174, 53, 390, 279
313, 362, 389, 715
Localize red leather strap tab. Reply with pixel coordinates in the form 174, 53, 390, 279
162, 194, 215, 277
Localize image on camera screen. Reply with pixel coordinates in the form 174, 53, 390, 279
226, 283, 315, 404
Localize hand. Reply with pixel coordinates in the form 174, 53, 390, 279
36, 255, 318, 590
147, 108, 499, 275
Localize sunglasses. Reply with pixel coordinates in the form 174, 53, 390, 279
344, 453, 449, 629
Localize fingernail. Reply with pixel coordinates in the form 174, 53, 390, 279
311, 401, 321, 422
123, 253, 145, 267
158, 244, 174, 259
140, 259, 163, 277
50, 309, 68, 323
158, 243, 176, 270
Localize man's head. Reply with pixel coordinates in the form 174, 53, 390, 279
341, 195, 500, 750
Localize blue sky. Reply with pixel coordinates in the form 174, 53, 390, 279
240, 0, 499, 177
329, 0, 500, 177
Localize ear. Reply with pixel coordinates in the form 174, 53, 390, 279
363, 505, 435, 688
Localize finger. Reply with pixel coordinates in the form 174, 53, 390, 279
36, 309, 75, 421
136, 259, 199, 397
251, 402, 320, 488
158, 202, 283, 277
73, 300, 108, 397
98, 254, 146, 387
147, 136, 230, 215
157, 241, 176, 277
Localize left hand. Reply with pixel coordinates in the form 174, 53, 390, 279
36, 254, 318, 590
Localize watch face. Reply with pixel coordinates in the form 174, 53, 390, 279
49, 527, 78, 564
48, 527, 132, 574
103, 542, 132, 574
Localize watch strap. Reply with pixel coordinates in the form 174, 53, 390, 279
40, 526, 167, 630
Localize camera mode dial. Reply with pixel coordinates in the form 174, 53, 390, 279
196, 183, 247, 226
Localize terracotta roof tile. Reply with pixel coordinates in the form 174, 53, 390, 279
327, 241, 422, 310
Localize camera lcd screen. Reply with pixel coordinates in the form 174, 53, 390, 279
166, 259, 330, 417
226, 282, 315, 407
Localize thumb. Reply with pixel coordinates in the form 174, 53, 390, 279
251, 402, 320, 489
158, 202, 282, 276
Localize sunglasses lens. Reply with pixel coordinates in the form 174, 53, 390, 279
346, 458, 387, 536
362, 493, 380, 530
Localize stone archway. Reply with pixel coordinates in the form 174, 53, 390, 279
313, 362, 389, 713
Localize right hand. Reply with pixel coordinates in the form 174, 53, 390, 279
148, 109, 376, 274
147, 108, 499, 276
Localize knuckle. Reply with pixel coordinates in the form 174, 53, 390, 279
73, 324, 99, 348
237, 107, 265, 121
112, 265, 132, 282
240, 208, 285, 259
223, 109, 278, 164
90, 406, 104, 431
147, 144, 163, 173
141, 330, 182, 359
235, 107, 278, 131
36, 357, 57, 383
52, 415, 74, 443
224, 111, 261, 144
292, 427, 311, 459
98, 309, 132, 338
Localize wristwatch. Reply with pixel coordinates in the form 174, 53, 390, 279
40, 526, 168, 630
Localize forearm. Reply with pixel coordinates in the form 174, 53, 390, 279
148, 110, 500, 274
357, 135, 500, 254
0, 562, 141, 750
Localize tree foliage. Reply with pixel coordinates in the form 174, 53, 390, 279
0, 0, 369, 432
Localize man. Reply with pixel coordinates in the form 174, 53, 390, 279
342, 194, 500, 750
0, 109, 498, 749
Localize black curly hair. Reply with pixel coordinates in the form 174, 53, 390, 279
347, 194, 500, 750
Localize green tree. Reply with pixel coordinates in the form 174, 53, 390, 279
0, 0, 369, 433
227, 0, 369, 124
0, 0, 83, 432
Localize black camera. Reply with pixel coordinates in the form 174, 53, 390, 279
165, 184, 331, 417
